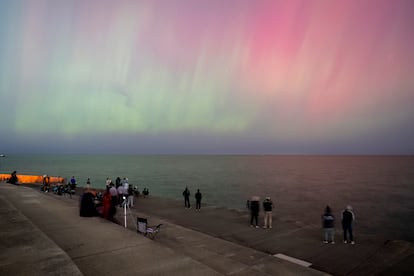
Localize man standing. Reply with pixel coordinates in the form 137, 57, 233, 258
70, 176, 77, 195
105, 177, 111, 187
183, 187, 191, 209
195, 189, 202, 211
123, 178, 129, 192
249, 196, 260, 228
117, 184, 125, 207
86, 178, 91, 189
322, 206, 335, 244
109, 183, 118, 208
262, 197, 273, 229
342, 205, 355, 244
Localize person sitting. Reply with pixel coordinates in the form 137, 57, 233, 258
133, 185, 140, 197
7, 170, 18, 184
79, 189, 98, 217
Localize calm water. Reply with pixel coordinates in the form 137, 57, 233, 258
1, 155, 414, 241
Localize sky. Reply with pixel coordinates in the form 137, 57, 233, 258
0, 0, 413, 154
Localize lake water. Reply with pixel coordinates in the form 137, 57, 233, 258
1, 155, 413, 242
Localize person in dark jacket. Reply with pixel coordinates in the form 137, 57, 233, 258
249, 196, 260, 228
262, 197, 273, 229
322, 205, 335, 244
79, 189, 98, 217
195, 189, 202, 211
183, 187, 191, 208
342, 205, 355, 244
7, 170, 18, 184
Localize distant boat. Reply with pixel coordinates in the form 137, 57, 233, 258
0, 154, 5, 157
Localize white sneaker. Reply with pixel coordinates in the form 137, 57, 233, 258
343, 240, 348, 244
351, 241, 355, 245
323, 240, 328, 244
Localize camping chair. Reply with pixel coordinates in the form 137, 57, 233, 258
137, 217, 162, 239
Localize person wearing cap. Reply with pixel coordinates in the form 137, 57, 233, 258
342, 205, 356, 244
262, 197, 273, 229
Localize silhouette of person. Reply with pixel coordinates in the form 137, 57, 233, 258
195, 189, 202, 211
262, 197, 273, 229
342, 205, 355, 244
249, 196, 260, 228
7, 170, 18, 184
183, 187, 191, 208
322, 205, 335, 244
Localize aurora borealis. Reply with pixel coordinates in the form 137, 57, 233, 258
1, 0, 413, 154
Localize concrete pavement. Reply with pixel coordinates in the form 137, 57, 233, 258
129, 193, 414, 275
0, 183, 327, 275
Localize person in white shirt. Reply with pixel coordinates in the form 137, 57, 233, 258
122, 178, 129, 191
105, 177, 111, 187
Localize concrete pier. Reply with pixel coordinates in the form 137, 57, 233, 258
1, 183, 413, 275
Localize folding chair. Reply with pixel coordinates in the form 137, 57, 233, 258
137, 217, 162, 239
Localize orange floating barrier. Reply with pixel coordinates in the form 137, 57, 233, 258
0, 174, 65, 184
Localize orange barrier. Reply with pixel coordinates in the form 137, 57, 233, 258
0, 174, 65, 184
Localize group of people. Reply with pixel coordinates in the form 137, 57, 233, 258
78, 176, 149, 221
322, 205, 356, 244
247, 196, 274, 229
43, 175, 356, 244
182, 187, 202, 211
246, 196, 356, 244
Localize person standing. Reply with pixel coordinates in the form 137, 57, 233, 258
123, 178, 129, 192
249, 196, 260, 228
102, 187, 112, 220
117, 184, 125, 207
70, 176, 77, 195
322, 206, 335, 244
195, 189, 202, 211
262, 197, 273, 229
115, 176, 121, 188
127, 185, 134, 208
342, 205, 355, 244
86, 178, 91, 189
109, 183, 118, 213
183, 187, 191, 209
105, 177, 111, 187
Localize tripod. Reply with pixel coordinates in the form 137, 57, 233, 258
121, 196, 137, 230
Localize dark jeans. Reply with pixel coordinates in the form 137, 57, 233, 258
184, 197, 190, 208
250, 212, 258, 226
196, 200, 201, 210
343, 223, 354, 241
